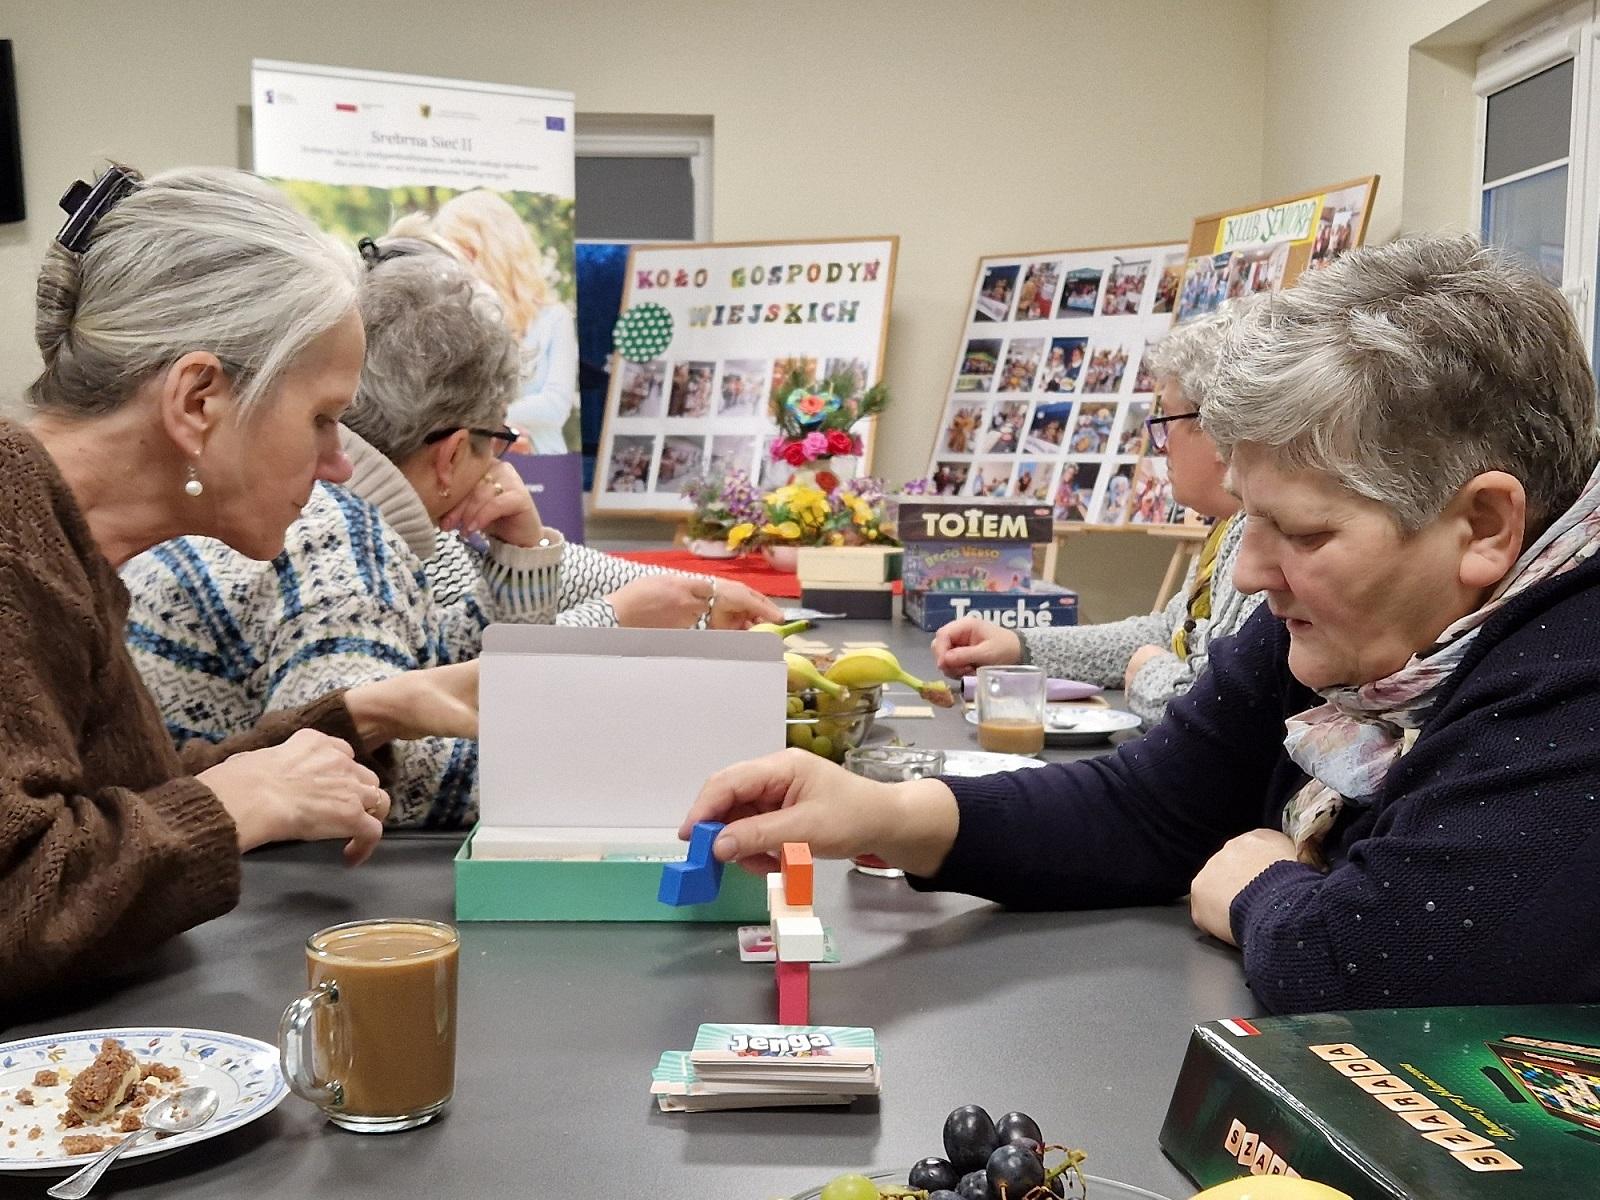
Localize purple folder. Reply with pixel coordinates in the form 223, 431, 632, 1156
509, 451, 586, 545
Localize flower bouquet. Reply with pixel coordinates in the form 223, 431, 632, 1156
767, 364, 888, 485
679, 468, 765, 558
727, 477, 898, 570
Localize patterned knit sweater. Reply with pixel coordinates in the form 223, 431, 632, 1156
0, 421, 375, 1006
918, 552, 1600, 1014
124, 429, 691, 828
1019, 516, 1258, 724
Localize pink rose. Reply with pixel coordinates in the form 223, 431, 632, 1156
801, 431, 829, 458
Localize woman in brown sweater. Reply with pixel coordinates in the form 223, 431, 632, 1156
1, 165, 479, 1005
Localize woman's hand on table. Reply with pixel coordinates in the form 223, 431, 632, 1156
931, 615, 1024, 677
199, 729, 389, 865
1188, 828, 1297, 945
345, 661, 480, 749
707, 579, 783, 629
439, 460, 544, 546
681, 748, 960, 878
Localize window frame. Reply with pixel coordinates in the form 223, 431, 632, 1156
574, 129, 712, 243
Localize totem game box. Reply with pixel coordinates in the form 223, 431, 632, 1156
1160, 1004, 1600, 1198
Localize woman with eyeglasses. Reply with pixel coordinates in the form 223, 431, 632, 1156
931, 300, 1261, 725
124, 238, 780, 829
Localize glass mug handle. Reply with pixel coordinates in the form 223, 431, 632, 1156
279, 980, 345, 1108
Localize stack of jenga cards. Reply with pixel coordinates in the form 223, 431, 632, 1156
650, 1024, 882, 1112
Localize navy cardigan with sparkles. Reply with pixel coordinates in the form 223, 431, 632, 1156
916, 551, 1600, 1014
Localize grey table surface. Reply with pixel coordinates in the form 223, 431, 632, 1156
0, 616, 1257, 1200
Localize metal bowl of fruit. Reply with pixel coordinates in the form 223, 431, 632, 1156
785, 686, 881, 762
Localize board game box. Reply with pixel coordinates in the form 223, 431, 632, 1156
1160, 1004, 1600, 1198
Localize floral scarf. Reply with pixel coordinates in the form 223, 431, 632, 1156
1280, 463, 1600, 867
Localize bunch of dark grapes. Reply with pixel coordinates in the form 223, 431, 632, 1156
902, 1106, 1085, 1200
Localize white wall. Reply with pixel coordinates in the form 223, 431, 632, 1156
0, 0, 1270, 498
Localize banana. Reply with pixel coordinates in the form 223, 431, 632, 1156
822, 648, 956, 708
785, 652, 846, 699
751, 619, 813, 638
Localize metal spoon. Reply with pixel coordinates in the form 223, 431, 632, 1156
47, 1085, 220, 1199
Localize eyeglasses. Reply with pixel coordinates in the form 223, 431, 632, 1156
1144, 411, 1200, 453
422, 425, 520, 458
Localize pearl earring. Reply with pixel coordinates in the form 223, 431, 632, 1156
184, 464, 204, 498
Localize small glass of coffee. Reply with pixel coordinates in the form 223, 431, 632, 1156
975, 664, 1047, 755
842, 745, 947, 878
279, 919, 459, 1133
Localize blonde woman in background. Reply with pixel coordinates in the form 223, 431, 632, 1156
393, 189, 579, 455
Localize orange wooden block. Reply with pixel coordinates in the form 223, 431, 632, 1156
780, 843, 814, 907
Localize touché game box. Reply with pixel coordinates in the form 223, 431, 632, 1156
1160, 1004, 1600, 1198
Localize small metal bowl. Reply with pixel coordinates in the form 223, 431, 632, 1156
784, 686, 881, 762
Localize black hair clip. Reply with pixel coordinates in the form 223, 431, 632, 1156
357, 236, 383, 267
56, 166, 139, 253
357, 236, 422, 268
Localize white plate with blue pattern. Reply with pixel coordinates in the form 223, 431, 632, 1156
0, 1027, 286, 1173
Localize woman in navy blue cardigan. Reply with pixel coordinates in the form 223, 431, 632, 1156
682, 233, 1600, 1014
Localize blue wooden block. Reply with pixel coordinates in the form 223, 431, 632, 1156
658, 823, 727, 907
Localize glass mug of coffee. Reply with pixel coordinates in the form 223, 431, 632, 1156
279, 919, 459, 1133
975, 664, 1047, 755
842, 745, 947, 878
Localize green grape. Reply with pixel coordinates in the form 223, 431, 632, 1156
819, 1175, 880, 1200
810, 734, 834, 760
786, 695, 805, 717
788, 724, 815, 749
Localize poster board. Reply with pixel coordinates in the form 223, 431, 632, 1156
926, 240, 1187, 526
1173, 175, 1379, 324
592, 237, 898, 516
250, 60, 580, 452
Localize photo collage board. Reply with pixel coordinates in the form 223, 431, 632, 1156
928, 240, 1188, 525
1173, 176, 1379, 325
593, 237, 897, 514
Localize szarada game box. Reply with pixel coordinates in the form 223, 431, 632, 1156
1160, 1004, 1600, 1198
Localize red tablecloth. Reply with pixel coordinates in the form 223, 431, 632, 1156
611, 549, 903, 600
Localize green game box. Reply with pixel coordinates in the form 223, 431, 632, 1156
1160, 1005, 1600, 1198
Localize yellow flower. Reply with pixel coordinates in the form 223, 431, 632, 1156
727, 523, 756, 550
827, 531, 845, 546
775, 520, 803, 540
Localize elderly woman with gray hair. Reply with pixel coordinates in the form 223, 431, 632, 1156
681, 233, 1600, 1014
125, 238, 780, 829
932, 301, 1262, 724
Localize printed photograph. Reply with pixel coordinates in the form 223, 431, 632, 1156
967, 459, 1016, 498
1127, 456, 1178, 525
1068, 402, 1117, 454
1102, 460, 1139, 523
1053, 460, 1102, 523
1014, 260, 1062, 321
997, 338, 1046, 393
1039, 337, 1089, 393
1131, 345, 1158, 394
1015, 460, 1056, 503
931, 461, 972, 496
1081, 343, 1131, 394
1118, 399, 1153, 455
1058, 267, 1104, 317
955, 338, 1003, 392
1176, 252, 1232, 323
974, 264, 1021, 322
1224, 241, 1290, 299
717, 358, 771, 417
984, 399, 1031, 454
770, 355, 819, 400
1308, 182, 1371, 271
1100, 257, 1150, 316
939, 399, 989, 455
1025, 398, 1074, 455
604, 434, 657, 494
617, 359, 667, 418
654, 435, 705, 492
709, 435, 759, 478
1151, 252, 1185, 314
822, 356, 871, 394
667, 360, 716, 418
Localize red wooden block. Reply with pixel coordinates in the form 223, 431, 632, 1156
775, 959, 810, 1026
780, 842, 814, 907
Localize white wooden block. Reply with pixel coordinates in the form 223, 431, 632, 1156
774, 915, 826, 962
766, 873, 811, 921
